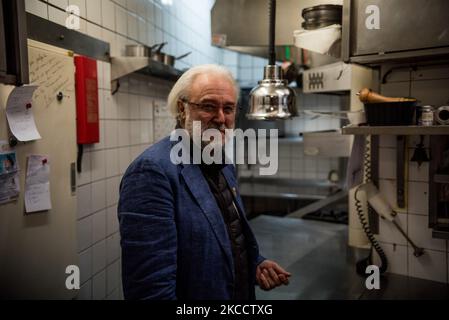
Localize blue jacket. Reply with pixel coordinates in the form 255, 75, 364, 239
118, 136, 265, 300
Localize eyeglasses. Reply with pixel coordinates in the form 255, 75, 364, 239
181, 99, 238, 115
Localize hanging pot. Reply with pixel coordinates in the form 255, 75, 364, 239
151, 42, 167, 63
163, 52, 192, 67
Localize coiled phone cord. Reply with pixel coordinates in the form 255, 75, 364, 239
355, 136, 388, 275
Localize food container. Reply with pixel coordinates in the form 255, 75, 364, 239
364, 101, 417, 126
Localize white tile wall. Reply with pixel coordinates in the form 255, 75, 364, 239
377, 64, 449, 284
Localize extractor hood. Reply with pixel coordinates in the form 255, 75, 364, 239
211, 0, 343, 62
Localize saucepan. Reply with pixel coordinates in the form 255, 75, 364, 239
150, 42, 168, 62
126, 43, 163, 57
163, 52, 192, 67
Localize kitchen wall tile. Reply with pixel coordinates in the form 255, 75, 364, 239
77, 184, 92, 219
77, 216, 93, 251
91, 180, 107, 213
77, 151, 91, 186
128, 94, 140, 119
118, 147, 131, 174
87, 21, 103, 40
408, 158, 430, 182
79, 248, 92, 284
138, 17, 147, 44
91, 150, 107, 181
374, 243, 408, 277
116, 92, 129, 118
115, 4, 128, 35
49, 0, 68, 10
107, 205, 119, 236
92, 269, 107, 300
86, 0, 102, 25
48, 6, 68, 27
104, 90, 117, 119
408, 214, 446, 252
118, 121, 131, 147
378, 179, 399, 212
92, 210, 107, 244
25, 0, 49, 19
105, 148, 119, 177
105, 120, 119, 148
409, 249, 447, 283
126, 0, 137, 13
101, 0, 115, 30
107, 260, 120, 294
408, 182, 429, 215
379, 148, 396, 180
127, 11, 138, 40
92, 240, 107, 274
78, 279, 92, 300
107, 233, 121, 264
103, 62, 112, 90
98, 87, 106, 118
106, 176, 120, 207
377, 213, 408, 246
129, 120, 141, 145
107, 288, 120, 300
139, 96, 153, 119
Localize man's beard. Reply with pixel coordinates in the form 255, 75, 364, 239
185, 120, 232, 150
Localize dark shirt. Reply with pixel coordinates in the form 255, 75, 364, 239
200, 164, 250, 300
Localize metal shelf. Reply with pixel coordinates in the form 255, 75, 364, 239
110, 56, 184, 94
342, 125, 449, 136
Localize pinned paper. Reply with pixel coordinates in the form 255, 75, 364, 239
6, 85, 41, 142
0, 141, 20, 205
25, 155, 51, 213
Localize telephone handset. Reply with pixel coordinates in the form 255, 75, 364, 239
355, 181, 425, 275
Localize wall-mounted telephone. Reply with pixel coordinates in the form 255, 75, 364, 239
355, 181, 426, 277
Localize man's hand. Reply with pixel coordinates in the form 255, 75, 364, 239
256, 260, 291, 291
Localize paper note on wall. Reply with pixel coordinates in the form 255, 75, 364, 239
25, 155, 51, 213
0, 141, 20, 205
5, 85, 41, 142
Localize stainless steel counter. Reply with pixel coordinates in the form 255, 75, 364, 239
239, 178, 339, 200
250, 215, 449, 300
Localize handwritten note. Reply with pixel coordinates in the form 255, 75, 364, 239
25, 155, 51, 213
5, 85, 41, 142
29, 51, 71, 107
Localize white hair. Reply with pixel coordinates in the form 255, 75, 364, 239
167, 64, 240, 119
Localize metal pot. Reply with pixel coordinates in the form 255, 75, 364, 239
301, 4, 342, 30
163, 52, 192, 67
150, 42, 167, 62
125, 44, 151, 57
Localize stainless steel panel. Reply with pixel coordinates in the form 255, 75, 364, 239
27, 13, 110, 62
211, 0, 343, 60
352, 0, 449, 56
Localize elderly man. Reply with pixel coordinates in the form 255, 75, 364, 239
118, 64, 290, 300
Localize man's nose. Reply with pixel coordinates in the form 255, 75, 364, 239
213, 107, 226, 125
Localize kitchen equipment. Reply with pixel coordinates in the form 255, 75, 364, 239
357, 88, 417, 126
126, 44, 151, 57
357, 88, 416, 104
435, 106, 449, 125
303, 130, 352, 158
418, 105, 435, 126
150, 42, 167, 63
301, 4, 342, 30
163, 52, 192, 67
411, 135, 430, 168
247, 0, 296, 121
